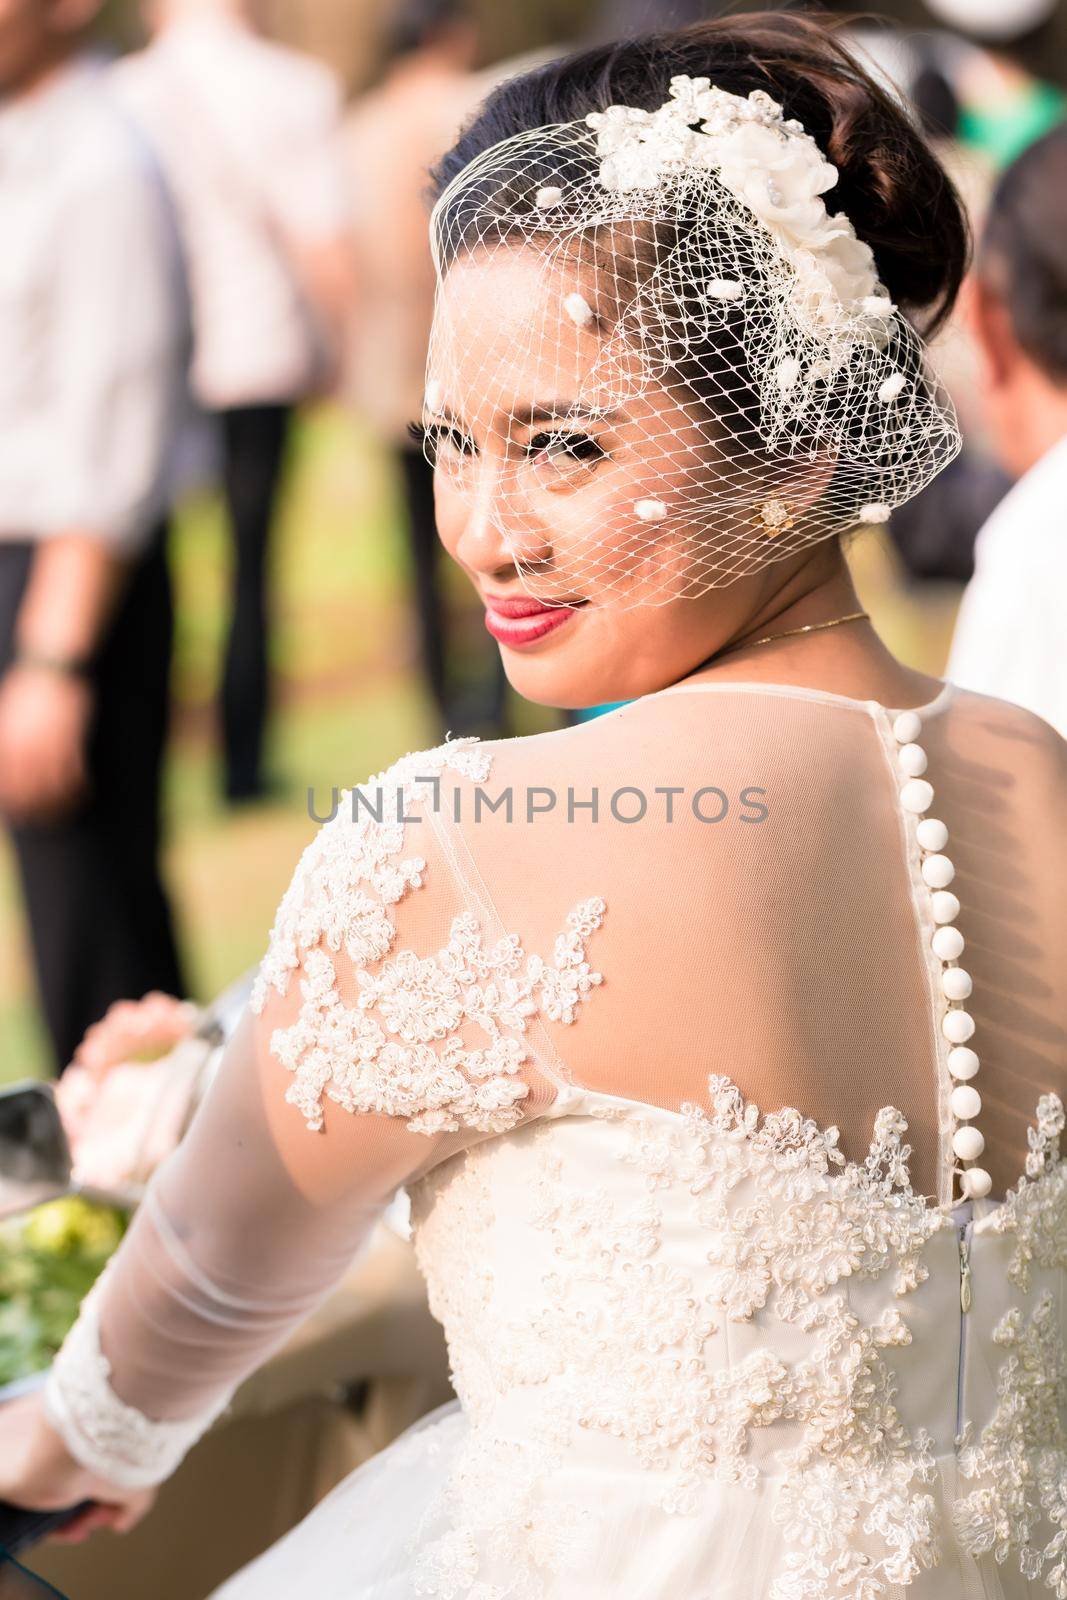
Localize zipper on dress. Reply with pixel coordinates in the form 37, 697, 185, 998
958, 1223, 973, 1313
955, 1215, 973, 1442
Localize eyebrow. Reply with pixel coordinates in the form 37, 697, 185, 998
425, 401, 623, 432
507, 401, 622, 426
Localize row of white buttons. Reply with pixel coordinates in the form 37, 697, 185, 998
893, 709, 992, 1201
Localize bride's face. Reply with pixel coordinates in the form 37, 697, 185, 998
428, 247, 805, 709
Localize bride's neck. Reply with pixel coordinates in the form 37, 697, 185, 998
675, 549, 945, 709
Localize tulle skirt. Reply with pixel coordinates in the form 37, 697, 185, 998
208, 1401, 1052, 1600
208, 1397, 466, 1599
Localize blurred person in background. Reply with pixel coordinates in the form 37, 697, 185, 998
788, 0, 1066, 594
342, 0, 512, 741
114, 0, 355, 803
947, 123, 1067, 736
588, 0, 709, 36
919, 0, 1066, 173
0, 0, 189, 1073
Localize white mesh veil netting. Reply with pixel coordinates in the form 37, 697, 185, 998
421, 77, 963, 609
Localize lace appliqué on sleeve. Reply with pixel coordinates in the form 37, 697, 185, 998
42, 1266, 229, 1491
249, 736, 607, 1135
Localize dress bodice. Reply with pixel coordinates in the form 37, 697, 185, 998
405, 1074, 1067, 1598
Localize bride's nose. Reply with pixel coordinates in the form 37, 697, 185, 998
453, 453, 554, 581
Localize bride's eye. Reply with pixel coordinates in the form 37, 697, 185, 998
527, 430, 607, 479
409, 419, 477, 463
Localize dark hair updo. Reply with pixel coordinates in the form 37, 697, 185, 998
429, 10, 970, 339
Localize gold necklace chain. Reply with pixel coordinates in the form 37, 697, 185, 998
714, 609, 870, 657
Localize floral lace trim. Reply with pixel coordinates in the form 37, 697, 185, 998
407, 1421, 596, 1600
42, 1269, 228, 1491
952, 1088, 1067, 1594
403, 1077, 1067, 1599
249, 738, 491, 1013
404, 1074, 953, 1600
953, 1289, 1067, 1596
406, 1146, 597, 1598
548, 1083, 947, 1598
249, 736, 607, 1134
984, 1093, 1067, 1291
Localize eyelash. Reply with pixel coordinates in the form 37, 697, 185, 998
529, 430, 606, 463
407, 421, 606, 465
407, 420, 474, 456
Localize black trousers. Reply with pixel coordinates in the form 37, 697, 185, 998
0, 530, 184, 1074
396, 442, 509, 734
218, 402, 293, 799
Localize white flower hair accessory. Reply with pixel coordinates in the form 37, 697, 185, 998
587, 76, 895, 347
422, 79, 962, 611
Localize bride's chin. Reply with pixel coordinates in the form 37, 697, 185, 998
506, 664, 625, 714
496, 605, 635, 709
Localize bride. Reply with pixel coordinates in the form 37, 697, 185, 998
4, 13, 1067, 1599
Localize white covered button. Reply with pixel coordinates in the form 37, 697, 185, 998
932, 891, 960, 924
900, 778, 934, 813
932, 925, 965, 961
943, 1009, 976, 1044
898, 743, 928, 777
951, 1084, 982, 1120
922, 853, 955, 888
953, 1124, 986, 1161
893, 711, 922, 744
917, 818, 948, 852
942, 967, 973, 1001
948, 1045, 980, 1080
962, 1166, 992, 1200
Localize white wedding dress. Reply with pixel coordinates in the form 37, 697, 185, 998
41, 678, 1067, 1600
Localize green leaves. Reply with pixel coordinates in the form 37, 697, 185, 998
0, 1198, 128, 1387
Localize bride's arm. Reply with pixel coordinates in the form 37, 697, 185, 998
1, 739, 596, 1507
0, 993, 423, 1520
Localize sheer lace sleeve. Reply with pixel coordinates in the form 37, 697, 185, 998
41, 735, 605, 1491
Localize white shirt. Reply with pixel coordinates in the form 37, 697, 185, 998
0, 54, 189, 555
947, 432, 1067, 737
113, 13, 350, 409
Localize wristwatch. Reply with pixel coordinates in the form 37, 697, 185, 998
11, 648, 94, 681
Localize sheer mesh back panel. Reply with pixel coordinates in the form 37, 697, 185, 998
444, 688, 1066, 1203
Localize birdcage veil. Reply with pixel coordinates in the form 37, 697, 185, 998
422, 75, 962, 610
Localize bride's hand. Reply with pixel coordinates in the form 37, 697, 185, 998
45, 1493, 157, 1544
0, 1391, 157, 1542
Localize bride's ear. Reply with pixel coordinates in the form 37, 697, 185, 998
752, 452, 839, 539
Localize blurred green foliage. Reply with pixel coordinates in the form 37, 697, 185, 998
0, 1198, 129, 1388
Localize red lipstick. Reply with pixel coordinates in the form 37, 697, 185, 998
483, 594, 588, 647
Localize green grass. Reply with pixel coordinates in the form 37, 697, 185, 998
0, 406, 961, 1084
